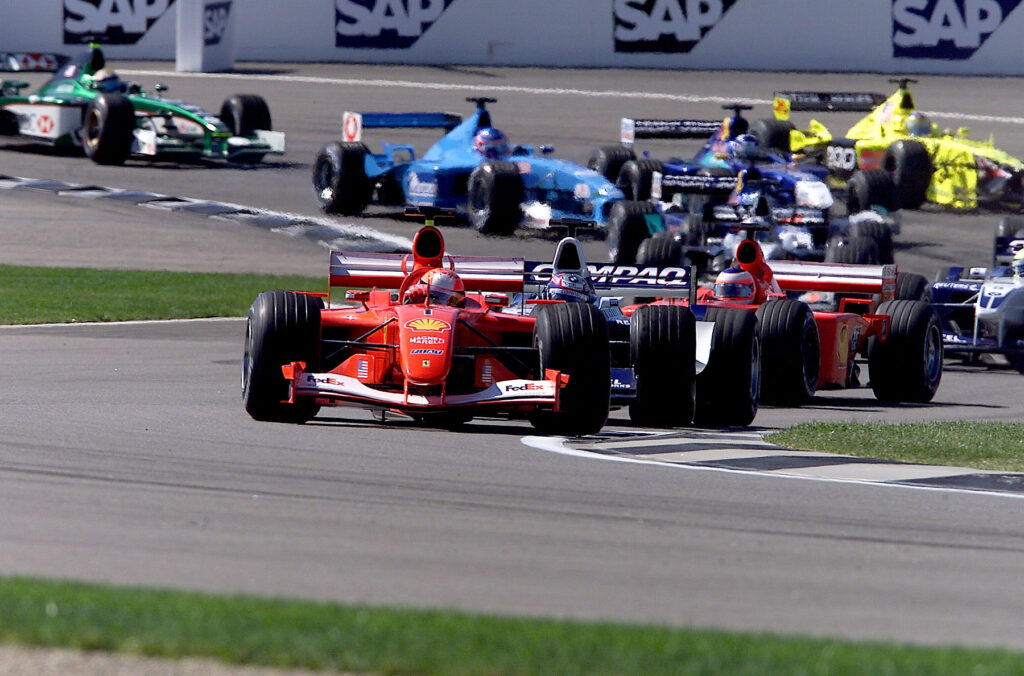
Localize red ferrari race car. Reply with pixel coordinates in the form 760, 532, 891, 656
242, 225, 611, 435
694, 238, 943, 405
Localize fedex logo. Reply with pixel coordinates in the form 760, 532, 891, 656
892, 0, 1023, 59
613, 0, 739, 53
336, 0, 458, 49
64, 0, 176, 45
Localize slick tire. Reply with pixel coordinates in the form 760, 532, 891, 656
868, 299, 943, 403
628, 305, 697, 427
617, 158, 664, 201
243, 290, 322, 423
220, 94, 272, 137
849, 218, 895, 264
468, 161, 524, 235
884, 140, 932, 210
895, 272, 931, 302
588, 145, 636, 182
530, 303, 611, 436
694, 307, 760, 427
83, 93, 135, 166
754, 299, 819, 406
313, 141, 371, 215
749, 118, 795, 154
606, 200, 659, 265
636, 230, 682, 268
846, 168, 896, 215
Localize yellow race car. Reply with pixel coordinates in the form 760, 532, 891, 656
758, 79, 1024, 212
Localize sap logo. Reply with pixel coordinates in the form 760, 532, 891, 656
64, 0, 177, 45
892, 0, 1023, 59
204, 1, 231, 46
336, 0, 458, 49
613, 0, 740, 53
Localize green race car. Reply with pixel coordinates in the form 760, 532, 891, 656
0, 46, 284, 165
761, 79, 1024, 212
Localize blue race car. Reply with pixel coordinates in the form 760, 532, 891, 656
312, 97, 624, 236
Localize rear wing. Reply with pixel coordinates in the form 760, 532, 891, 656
0, 53, 67, 73
620, 117, 722, 148
768, 260, 896, 299
341, 111, 462, 142
652, 172, 737, 200
772, 91, 885, 120
525, 260, 697, 303
329, 251, 524, 294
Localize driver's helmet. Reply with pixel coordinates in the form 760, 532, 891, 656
905, 111, 931, 137
714, 267, 755, 300
729, 133, 760, 160
91, 67, 122, 93
546, 271, 596, 303
473, 127, 509, 159
408, 268, 466, 307
1014, 248, 1024, 278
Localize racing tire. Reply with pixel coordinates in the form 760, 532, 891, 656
467, 161, 524, 236
617, 158, 664, 201
681, 213, 713, 246
636, 230, 682, 268
313, 141, 371, 215
848, 217, 895, 264
884, 140, 932, 210
846, 168, 896, 214
0, 109, 17, 136
825, 234, 879, 265
895, 272, 931, 302
868, 299, 943, 403
754, 299, 819, 406
628, 305, 697, 427
529, 303, 610, 436
82, 93, 135, 166
243, 290, 322, 423
749, 118, 795, 154
220, 94, 272, 137
606, 200, 659, 265
588, 145, 636, 182
694, 307, 760, 427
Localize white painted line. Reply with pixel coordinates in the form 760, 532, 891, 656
779, 463, 997, 481
632, 448, 839, 463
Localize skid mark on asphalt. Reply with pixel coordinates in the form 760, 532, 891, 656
0, 174, 412, 253
523, 429, 1024, 498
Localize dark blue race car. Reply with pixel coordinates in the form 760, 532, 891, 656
312, 97, 624, 236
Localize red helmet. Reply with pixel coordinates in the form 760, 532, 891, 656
409, 268, 466, 306
714, 267, 755, 300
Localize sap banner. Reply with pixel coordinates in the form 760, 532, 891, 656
1, 1, 1023, 75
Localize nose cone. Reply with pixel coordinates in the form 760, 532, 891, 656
396, 306, 457, 386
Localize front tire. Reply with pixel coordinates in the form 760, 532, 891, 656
220, 94, 272, 136
530, 303, 610, 436
313, 141, 371, 215
884, 140, 932, 209
588, 145, 636, 182
846, 168, 896, 214
467, 161, 524, 235
83, 93, 135, 165
243, 290, 322, 423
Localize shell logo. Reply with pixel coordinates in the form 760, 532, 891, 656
837, 324, 850, 366
404, 317, 451, 332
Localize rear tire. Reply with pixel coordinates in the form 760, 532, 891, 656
83, 93, 135, 165
868, 300, 943, 402
588, 145, 636, 182
848, 217, 894, 264
606, 200, 659, 264
467, 161, 524, 235
754, 299, 819, 405
749, 118, 794, 154
895, 272, 931, 302
313, 141, 371, 215
530, 303, 610, 436
694, 307, 760, 427
825, 234, 879, 265
636, 230, 682, 267
628, 305, 697, 427
884, 140, 932, 209
243, 290, 322, 423
617, 158, 664, 201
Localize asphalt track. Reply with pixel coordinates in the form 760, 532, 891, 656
3, 64, 1024, 650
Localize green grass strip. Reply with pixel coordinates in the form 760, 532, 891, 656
0, 265, 323, 325
2, 576, 1024, 675
766, 422, 1024, 472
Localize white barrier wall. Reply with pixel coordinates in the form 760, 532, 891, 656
3, 1, 1024, 76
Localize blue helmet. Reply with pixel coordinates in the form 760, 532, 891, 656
906, 111, 931, 137
546, 272, 596, 303
474, 127, 509, 159
729, 133, 760, 160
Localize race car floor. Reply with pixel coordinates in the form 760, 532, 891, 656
528, 429, 1024, 497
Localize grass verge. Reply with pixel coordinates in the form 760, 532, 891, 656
0, 265, 322, 324
765, 421, 1024, 472
3, 576, 1024, 676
